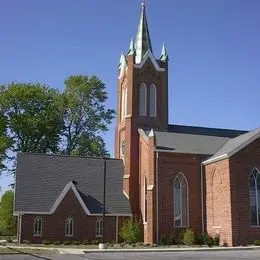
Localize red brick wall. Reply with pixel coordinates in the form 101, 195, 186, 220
114, 54, 168, 216
205, 159, 233, 246
20, 189, 128, 244
158, 152, 206, 240
229, 137, 260, 246
139, 133, 157, 244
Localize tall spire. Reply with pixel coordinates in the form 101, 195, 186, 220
134, 1, 153, 64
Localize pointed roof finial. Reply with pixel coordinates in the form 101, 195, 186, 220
134, 1, 153, 64
160, 42, 169, 62
127, 37, 135, 55
118, 52, 127, 69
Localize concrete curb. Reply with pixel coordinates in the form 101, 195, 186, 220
83, 246, 260, 254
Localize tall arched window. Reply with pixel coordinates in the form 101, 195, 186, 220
144, 178, 148, 223
121, 87, 128, 121
174, 173, 188, 227
139, 83, 147, 116
250, 168, 260, 226
124, 87, 127, 118
149, 84, 156, 117
121, 88, 125, 121
96, 217, 103, 237
33, 217, 42, 236
65, 217, 74, 237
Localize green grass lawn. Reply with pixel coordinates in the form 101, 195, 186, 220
0, 247, 57, 255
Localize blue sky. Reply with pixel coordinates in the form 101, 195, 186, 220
0, 0, 259, 194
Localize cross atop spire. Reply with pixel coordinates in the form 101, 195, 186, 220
134, 1, 153, 64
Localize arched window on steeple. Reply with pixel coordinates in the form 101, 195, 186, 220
121, 87, 127, 121
149, 84, 156, 117
139, 83, 147, 116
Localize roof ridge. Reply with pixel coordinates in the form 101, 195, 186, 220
168, 124, 248, 132
17, 152, 121, 161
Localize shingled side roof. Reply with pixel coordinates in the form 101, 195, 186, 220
14, 153, 131, 216
203, 127, 260, 165
141, 124, 248, 156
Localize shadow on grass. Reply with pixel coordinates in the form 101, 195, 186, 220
0, 242, 54, 260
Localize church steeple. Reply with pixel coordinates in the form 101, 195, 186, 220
134, 2, 153, 64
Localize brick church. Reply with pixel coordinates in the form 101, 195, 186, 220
14, 3, 260, 247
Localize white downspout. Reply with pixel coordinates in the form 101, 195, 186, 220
201, 162, 205, 234
156, 151, 159, 244
18, 214, 22, 244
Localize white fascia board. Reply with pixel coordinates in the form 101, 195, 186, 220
134, 49, 165, 72
202, 154, 228, 165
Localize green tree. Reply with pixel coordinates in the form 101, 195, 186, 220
0, 190, 16, 236
0, 83, 64, 172
119, 217, 142, 244
60, 75, 115, 156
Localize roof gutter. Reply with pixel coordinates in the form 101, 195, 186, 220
202, 154, 228, 165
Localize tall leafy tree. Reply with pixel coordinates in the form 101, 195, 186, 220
0, 83, 64, 172
60, 75, 115, 156
0, 190, 16, 236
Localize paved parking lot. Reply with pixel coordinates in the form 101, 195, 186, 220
0, 249, 260, 260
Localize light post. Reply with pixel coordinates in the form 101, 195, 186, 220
99, 157, 107, 249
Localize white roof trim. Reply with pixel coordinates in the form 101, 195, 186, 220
123, 190, 129, 199
203, 129, 260, 165
134, 49, 165, 72
14, 182, 91, 216
202, 154, 228, 166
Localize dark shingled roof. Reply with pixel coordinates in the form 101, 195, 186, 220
204, 127, 260, 163
168, 124, 247, 138
145, 124, 248, 156
14, 153, 131, 215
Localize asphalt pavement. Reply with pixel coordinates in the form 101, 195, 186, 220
1, 250, 260, 260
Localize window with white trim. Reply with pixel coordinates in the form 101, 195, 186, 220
33, 217, 42, 236
65, 217, 74, 237
174, 173, 188, 227
139, 83, 147, 116
96, 217, 103, 237
149, 84, 156, 117
250, 168, 260, 226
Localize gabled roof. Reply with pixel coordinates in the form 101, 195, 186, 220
203, 127, 260, 165
142, 124, 248, 156
152, 131, 230, 155
168, 124, 247, 138
14, 153, 131, 216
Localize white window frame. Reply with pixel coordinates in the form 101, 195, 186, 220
96, 217, 103, 237
173, 172, 189, 227
250, 167, 260, 227
65, 217, 74, 237
149, 84, 157, 117
33, 217, 42, 237
124, 87, 127, 119
139, 83, 147, 116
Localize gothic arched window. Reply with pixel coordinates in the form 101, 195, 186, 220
250, 168, 260, 226
139, 83, 147, 116
65, 217, 74, 237
173, 173, 188, 227
33, 217, 42, 236
96, 217, 103, 237
149, 84, 156, 117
